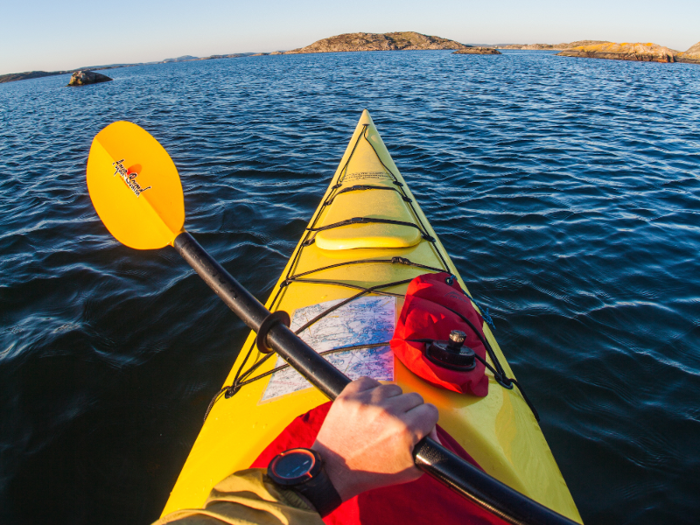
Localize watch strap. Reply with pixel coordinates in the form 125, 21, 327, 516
268, 448, 342, 517
293, 468, 343, 517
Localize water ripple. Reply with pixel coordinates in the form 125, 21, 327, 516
1, 51, 699, 525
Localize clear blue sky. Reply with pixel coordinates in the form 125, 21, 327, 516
2, 0, 698, 74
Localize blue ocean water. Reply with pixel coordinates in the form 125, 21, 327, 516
0, 50, 699, 524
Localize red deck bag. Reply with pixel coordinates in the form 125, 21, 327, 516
391, 272, 489, 396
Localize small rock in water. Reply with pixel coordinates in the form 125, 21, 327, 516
453, 47, 501, 55
68, 70, 112, 86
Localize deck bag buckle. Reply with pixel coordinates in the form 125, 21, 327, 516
390, 272, 489, 396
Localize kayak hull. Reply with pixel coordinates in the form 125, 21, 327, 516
161, 110, 582, 523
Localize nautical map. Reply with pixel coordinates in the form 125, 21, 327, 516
261, 296, 396, 402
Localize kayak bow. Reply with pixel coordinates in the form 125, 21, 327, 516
159, 110, 582, 523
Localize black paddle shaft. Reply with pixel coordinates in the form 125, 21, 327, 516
172, 231, 580, 525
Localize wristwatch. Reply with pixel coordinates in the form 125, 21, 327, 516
267, 448, 343, 517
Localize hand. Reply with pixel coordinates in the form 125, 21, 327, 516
311, 376, 439, 502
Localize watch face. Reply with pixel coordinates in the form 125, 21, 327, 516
272, 449, 316, 481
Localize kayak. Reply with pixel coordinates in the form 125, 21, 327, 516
160, 110, 582, 523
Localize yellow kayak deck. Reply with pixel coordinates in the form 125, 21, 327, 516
161, 110, 582, 523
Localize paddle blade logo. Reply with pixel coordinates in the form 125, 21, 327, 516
86, 121, 185, 250
112, 160, 152, 197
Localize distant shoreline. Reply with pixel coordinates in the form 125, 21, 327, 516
0, 54, 256, 85
0, 31, 496, 83
0, 49, 477, 85
3, 33, 698, 84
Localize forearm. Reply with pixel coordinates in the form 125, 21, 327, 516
155, 469, 325, 525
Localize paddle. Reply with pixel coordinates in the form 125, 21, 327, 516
86, 121, 580, 525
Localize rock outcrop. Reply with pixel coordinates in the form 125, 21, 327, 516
498, 40, 610, 50
498, 43, 551, 50
453, 47, 501, 55
160, 55, 199, 63
0, 71, 63, 84
557, 42, 679, 63
284, 31, 469, 54
678, 41, 700, 64
68, 70, 112, 86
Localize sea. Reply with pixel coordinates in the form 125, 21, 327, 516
0, 50, 698, 525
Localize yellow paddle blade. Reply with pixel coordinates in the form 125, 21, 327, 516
86, 121, 185, 249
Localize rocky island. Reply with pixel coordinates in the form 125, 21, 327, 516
678, 41, 700, 64
3, 35, 696, 84
453, 47, 501, 55
557, 42, 679, 62
67, 70, 112, 86
282, 31, 499, 54
498, 40, 609, 50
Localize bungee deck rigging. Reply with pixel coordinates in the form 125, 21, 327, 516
161, 110, 582, 523
204, 124, 536, 423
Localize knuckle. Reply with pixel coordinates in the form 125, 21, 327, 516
358, 376, 380, 389
407, 392, 424, 404
424, 403, 440, 422
380, 383, 403, 396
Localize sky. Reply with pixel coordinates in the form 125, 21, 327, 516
2, 0, 699, 75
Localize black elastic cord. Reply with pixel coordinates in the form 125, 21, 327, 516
472, 353, 539, 422
304, 217, 435, 241
324, 185, 412, 206
203, 341, 391, 422
469, 295, 496, 331
288, 257, 445, 281
407, 337, 539, 422
205, 124, 511, 422
273, 126, 368, 290
220, 279, 412, 407
441, 305, 508, 381
282, 277, 408, 297
358, 126, 451, 271
290, 279, 412, 335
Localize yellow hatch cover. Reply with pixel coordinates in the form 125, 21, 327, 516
314, 127, 422, 251
315, 189, 422, 250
